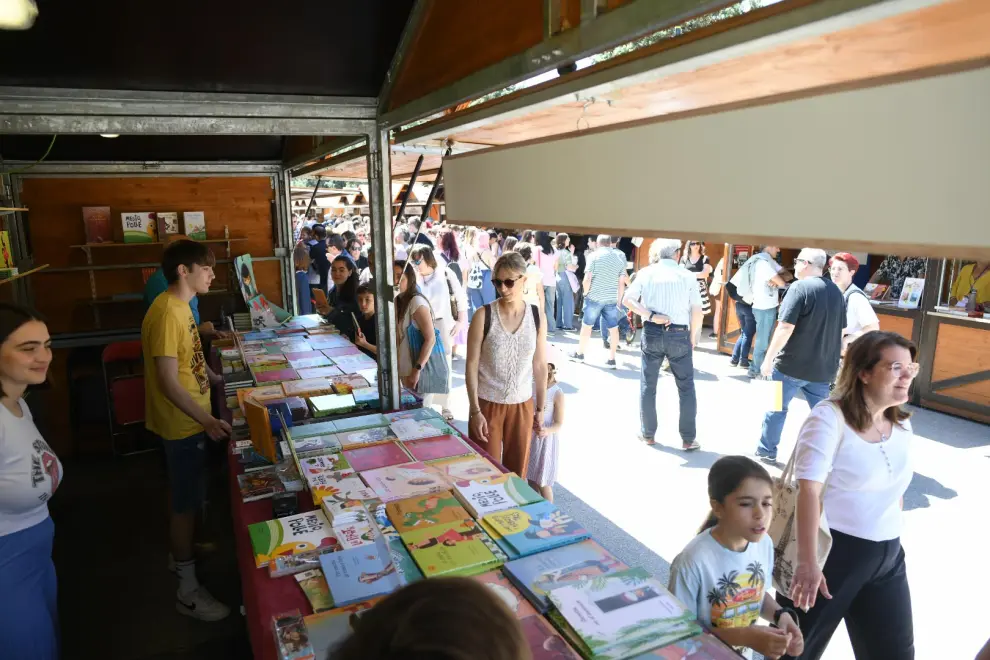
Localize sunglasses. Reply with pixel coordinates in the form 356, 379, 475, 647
493, 276, 524, 289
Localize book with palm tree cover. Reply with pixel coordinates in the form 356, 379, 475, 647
547, 567, 702, 660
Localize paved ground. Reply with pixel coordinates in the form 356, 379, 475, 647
447, 328, 989, 660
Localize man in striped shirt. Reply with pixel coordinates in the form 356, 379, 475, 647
570, 235, 628, 369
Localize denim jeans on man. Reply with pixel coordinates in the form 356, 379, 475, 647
640, 323, 696, 442
749, 307, 778, 376
599, 304, 631, 340
555, 275, 575, 329
756, 368, 831, 459
731, 301, 756, 365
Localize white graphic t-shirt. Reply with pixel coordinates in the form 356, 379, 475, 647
0, 399, 63, 536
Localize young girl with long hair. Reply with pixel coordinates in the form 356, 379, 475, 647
527, 362, 565, 502
669, 456, 803, 659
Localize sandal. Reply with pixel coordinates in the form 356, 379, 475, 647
441, 409, 455, 423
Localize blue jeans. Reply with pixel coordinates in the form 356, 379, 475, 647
582, 299, 621, 329
600, 303, 631, 340
555, 275, 575, 329
543, 284, 557, 333
731, 301, 756, 365
640, 324, 696, 442
0, 517, 58, 660
750, 307, 778, 376
757, 369, 831, 458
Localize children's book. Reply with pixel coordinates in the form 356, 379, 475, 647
291, 434, 343, 458
297, 366, 344, 380
403, 435, 474, 462
320, 541, 403, 607
243, 330, 277, 341
864, 283, 889, 301
332, 412, 388, 433
278, 341, 313, 353
329, 354, 378, 374
366, 501, 424, 586
307, 470, 372, 507
504, 539, 630, 612
321, 346, 363, 358
482, 501, 588, 559
330, 374, 372, 392
390, 418, 444, 441
427, 454, 502, 481
295, 569, 334, 613
299, 454, 352, 476
309, 393, 357, 417
320, 489, 378, 524
547, 568, 702, 660
304, 601, 380, 660
897, 277, 925, 309
283, 350, 323, 361
478, 515, 520, 561
335, 523, 377, 550
343, 442, 412, 472
272, 610, 316, 660
282, 378, 334, 397
352, 387, 380, 408
400, 519, 500, 578
237, 467, 286, 502
291, 420, 338, 438
361, 461, 450, 503
356, 368, 379, 386
384, 408, 442, 423
384, 491, 470, 534
519, 614, 582, 660
307, 334, 353, 349
240, 385, 287, 402
289, 356, 334, 370
246, 353, 288, 366
630, 632, 741, 659
337, 426, 399, 449
256, 368, 299, 383
248, 510, 337, 568
470, 570, 539, 620
269, 547, 338, 579
453, 473, 543, 519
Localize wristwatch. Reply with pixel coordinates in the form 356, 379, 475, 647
413, 363, 422, 371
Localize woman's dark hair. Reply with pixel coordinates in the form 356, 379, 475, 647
346, 239, 361, 253
699, 456, 772, 533
554, 233, 569, 250
833, 330, 915, 431
514, 242, 533, 263
331, 255, 359, 304
330, 577, 529, 660
163, 240, 215, 284
535, 231, 554, 255
686, 241, 706, 257
394, 262, 420, 326
408, 244, 437, 270
341, 230, 357, 245
440, 231, 460, 263
520, 230, 534, 244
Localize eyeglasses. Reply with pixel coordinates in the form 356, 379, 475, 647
794, 258, 809, 266
885, 361, 920, 379
492, 276, 523, 289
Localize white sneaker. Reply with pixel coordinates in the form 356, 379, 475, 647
176, 587, 231, 622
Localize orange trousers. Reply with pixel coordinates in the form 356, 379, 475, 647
471, 398, 534, 479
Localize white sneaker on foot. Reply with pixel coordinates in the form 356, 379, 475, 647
176, 586, 231, 622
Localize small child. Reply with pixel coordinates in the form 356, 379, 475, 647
527, 362, 565, 502
668, 456, 803, 660
293, 244, 313, 315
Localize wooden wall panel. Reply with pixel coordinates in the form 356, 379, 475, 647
930, 322, 990, 408
877, 312, 913, 340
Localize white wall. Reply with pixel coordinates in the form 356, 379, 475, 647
445, 66, 990, 257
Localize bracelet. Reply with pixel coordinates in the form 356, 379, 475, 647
469, 409, 482, 418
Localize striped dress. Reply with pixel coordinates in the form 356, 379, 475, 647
527, 384, 562, 487
681, 254, 712, 315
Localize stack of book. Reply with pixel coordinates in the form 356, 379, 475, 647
248, 510, 338, 569
481, 501, 590, 561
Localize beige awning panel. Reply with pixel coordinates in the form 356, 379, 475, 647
445, 66, 990, 259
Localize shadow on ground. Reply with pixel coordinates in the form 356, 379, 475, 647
903, 471, 958, 511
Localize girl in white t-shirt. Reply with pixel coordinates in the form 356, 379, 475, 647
669, 456, 803, 659
0, 304, 62, 660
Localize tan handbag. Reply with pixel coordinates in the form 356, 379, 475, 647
769, 401, 846, 596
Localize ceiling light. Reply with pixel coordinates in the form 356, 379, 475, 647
0, 0, 38, 30
100, 134, 120, 139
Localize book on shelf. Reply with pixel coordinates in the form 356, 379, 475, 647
236, 467, 286, 502
504, 539, 630, 613
320, 540, 403, 607
453, 473, 543, 519
182, 211, 206, 240
389, 418, 444, 442
297, 366, 344, 380
337, 426, 399, 449
361, 461, 450, 503
272, 610, 316, 660
156, 211, 179, 237
863, 283, 889, 301
343, 441, 412, 472
330, 413, 387, 434
547, 567, 702, 660
403, 435, 474, 462
897, 277, 925, 309
121, 212, 158, 243
282, 377, 334, 398
289, 356, 334, 370
401, 518, 501, 578
309, 393, 357, 418
248, 510, 337, 568
295, 569, 334, 613
82, 206, 113, 244
384, 490, 471, 534
427, 454, 503, 481
483, 501, 589, 559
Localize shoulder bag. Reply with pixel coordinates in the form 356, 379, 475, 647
444, 268, 459, 319
404, 294, 449, 395
768, 400, 847, 596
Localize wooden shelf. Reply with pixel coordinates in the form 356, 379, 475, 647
0, 264, 49, 285
70, 238, 248, 249
86, 289, 233, 305
0, 207, 28, 216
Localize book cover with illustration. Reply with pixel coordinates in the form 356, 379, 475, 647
304, 598, 385, 659
400, 519, 500, 578
240, 385, 287, 403
82, 206, 113, 244
520, 613, 583, 660
307, 334, 353, 349
483, 501, 588, 559
291, 434, 343, 458
282, 377, 334, 397
289, 356, 334, 370
343, 442, 412, 472
389, 418, 443, 441
453, 473, 543, 519
367, 501, 424, 587
547, 568, 702, 660
337, 426, 399, 449
361, 461, 450, 503
898, 277, 925, 309
352, 387, 380, 408
329, 354, 378, 374
504, 539, 630, 612
299, 454, 352, 477
427, 454, 503, 481
156, 211, 180, 235
320, 542, 402, 607
335, 523, 377, 550
295, 568, 334, 613
331, 412, 387, 433
283, 350, 322, 361
863, 283, 889, 301
403, 435, 474, 462
182, 211, 206, 240
384, 408, 442, 423
297, 366, 344, 380
256, 368, 299, 383
471, 570, 538, 620
331, 373, 371, 392
236, 467, 286, 502
309, 471, 372, 507
121, 212, 158, 243
248, 510, 337, 568
630, 632, 741, 659
385, 491, 470, 534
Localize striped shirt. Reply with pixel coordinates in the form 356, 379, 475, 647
624, 259, 702, 326
585, 247, 627, 303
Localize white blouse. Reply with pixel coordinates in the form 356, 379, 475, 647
416, 267, 467, 323
794, 402, 912, 542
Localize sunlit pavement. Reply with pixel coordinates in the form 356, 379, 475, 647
446, 328, 989, 660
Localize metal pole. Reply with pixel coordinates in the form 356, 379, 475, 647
366, 130, 401, 412
418, 164, 443, 226
393, 154, 424, 228
303, 177, 322, 219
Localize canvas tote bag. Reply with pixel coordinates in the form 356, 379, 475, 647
404, 294, 450, 395
769, 401, 847, 596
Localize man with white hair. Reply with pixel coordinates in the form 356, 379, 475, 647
755, 247, 845, 463
623, 238, 703, 451
570, 234, 628, 368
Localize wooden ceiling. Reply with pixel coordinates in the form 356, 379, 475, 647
314, 150, 442, 182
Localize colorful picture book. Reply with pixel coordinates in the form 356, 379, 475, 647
273, 610, 315, 660
453, 473, 543, 519
361, 461, 450, 503
241, 385, 287, 402
864, 283, 889, 301
426, 454, 503, 481
403, 435, 474, 462
390, 418, 443, 441
483, 501, 589, 559
290, 433, 343, 458
322, 346, 363, 358
385, 491, 471, 534
248, 510, 337, 568
547, 568, 701, 660
343, 442, 412, 472
297, 366, 345, 380
289, 356, 334, 370
330, 354, 378, 374
632, 632, 741, 659
256, 368, 299, 383
331, 413, 386, 433
268, 547, 337, 579
237, 468, 286, 502
504, 539, 630, 612
384, 408, 442, 423
283, 350, 323, 361
400, 519, 500, 578
299, 454, 352, 476
335, 523, 377, 550
291, 420, 339, 438
295, 569, 334, 613
520, 613, 582, 660
337, 426, 399, 449
898, 277, 925, 309
309, 471, 372, 507
282, 377, 334, 397
307, 334, 353, 349
320, 541, 403, 607
352, 387, 380, 408
471, 570, 538, 620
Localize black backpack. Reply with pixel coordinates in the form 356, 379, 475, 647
482, 303, 540, 343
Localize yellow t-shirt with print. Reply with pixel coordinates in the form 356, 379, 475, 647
142, 291, 210, 440
950, 262, 990, 305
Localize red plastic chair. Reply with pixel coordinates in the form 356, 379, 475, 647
102, 340, 152, 456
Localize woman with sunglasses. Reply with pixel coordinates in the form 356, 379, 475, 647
778, 331, 917, 659
466, 252, 548, 479
408, 245, 467, 421
680, 241, 712, 346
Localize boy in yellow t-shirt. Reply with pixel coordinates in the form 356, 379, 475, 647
141, 239, 231, 622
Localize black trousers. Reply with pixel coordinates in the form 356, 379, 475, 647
777, 529, 914, 660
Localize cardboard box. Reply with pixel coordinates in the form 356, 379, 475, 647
121, 212, 159, 244
183, 211, 206, 240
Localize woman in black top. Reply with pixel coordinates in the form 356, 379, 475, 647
317, 255, 359, 339
681, 241, 712, 345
